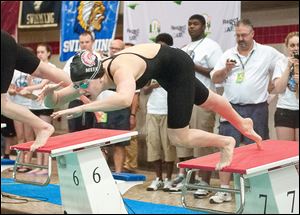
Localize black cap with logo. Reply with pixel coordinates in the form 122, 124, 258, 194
70, 50, 102, 82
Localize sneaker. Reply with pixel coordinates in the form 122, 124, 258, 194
209, 192, 232, 204
170, 175, 185, 187
146, 178, 164, 191
162, 179, 173, 192
169, 178, 185, 192
194, 181, 210, 199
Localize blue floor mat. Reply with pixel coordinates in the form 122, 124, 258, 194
1, 178, 204, 214
1, 158, 15, 165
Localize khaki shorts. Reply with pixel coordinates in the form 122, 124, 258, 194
176, 105, 218, 158
146, 114, 176, 162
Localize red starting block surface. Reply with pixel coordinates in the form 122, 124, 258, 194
11, 128, 135, 154
178, 140, 299, 175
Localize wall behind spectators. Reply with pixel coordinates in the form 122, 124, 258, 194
242, 6, 299, 53
17, 3, 298, 67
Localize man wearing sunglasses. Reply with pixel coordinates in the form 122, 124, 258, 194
210, 19, 284, 204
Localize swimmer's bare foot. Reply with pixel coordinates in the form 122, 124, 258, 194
30, 125, 54, 152
241, 118, 263, 149
216, 137, 236, 171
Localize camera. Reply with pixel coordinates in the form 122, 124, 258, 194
293, 52, 299, 60
227, 58, 237, 64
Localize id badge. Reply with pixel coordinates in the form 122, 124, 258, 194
236, 70, 245, 84
100, 112, 108, 123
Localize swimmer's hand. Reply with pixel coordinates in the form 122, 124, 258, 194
51, 106, 83, 120
37, 81, 64, 101
18, 88, 38, 100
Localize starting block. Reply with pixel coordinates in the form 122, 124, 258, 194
178, 140, 299, 214
10, 128, 138, 214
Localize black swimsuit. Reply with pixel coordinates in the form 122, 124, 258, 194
1, 30, 40, 93
103, 45, 209, 129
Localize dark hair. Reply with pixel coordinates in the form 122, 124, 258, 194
189, 14, 206, 27
155, 33, 173, 46
80, 31, 95, 41
125, 42, 135, 47
37, 43, 52, 59
235, 19, 254, 30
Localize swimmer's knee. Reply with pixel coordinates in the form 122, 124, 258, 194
167, 128, 190, 147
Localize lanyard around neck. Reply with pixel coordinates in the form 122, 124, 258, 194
189, 37, 206, 52
236, 49, 255, 70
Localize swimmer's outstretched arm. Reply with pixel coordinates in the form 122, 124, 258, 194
43, 82, 81, 108
51, 70, 136, 119
32, 61, 72, 86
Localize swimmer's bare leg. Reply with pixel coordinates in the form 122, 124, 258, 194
1, 94, 54, 151
167, 127, 236, 170
201, 90, 262, 149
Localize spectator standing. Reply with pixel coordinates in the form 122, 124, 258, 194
9, 70, 35, 172
171, 14, 223, 196
210, 19, 284, 204
26, 43, 56, 175
95, 39, 131, 173
144, 33, 177, 191
272, 32, 299, 141
123, 42, 140, 173
63, 32, 97, 132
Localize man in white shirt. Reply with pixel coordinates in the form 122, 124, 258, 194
210, 19, 284, 204
144, 33, 177, 192
171, 14, 223, 197
94, 39, 134, 173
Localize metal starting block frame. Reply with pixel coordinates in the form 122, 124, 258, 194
11, 128, 138, 214
178, 140, 299, 214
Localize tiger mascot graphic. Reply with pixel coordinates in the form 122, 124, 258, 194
77, 1, 106, 32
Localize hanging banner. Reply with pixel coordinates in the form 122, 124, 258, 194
1, 1, 20, 40
60, 1, 119, 61
18, 1, 61, 28
123, 1, 240, 50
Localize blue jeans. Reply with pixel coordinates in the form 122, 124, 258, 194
68, 100, 95, 132
219, 102, 269, 147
